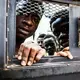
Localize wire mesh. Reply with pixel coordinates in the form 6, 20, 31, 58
42, 1, 69, 18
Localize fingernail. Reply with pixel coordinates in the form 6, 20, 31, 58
21, 61, 26, 66
34, 60, 36, 63
69, 56, 73, 59
27, 61, 32, 66
18, 56, 22, 60
54, 52, 57, 56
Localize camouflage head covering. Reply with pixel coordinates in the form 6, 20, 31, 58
16, 0, 44, 19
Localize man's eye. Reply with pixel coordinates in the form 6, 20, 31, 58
32, 16, 39, 23
38, 42, 40, 43
45, 44, 48, 47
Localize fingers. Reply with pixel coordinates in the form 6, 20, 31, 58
15, 43, 24, 60
21, 47, 30, 66
64, 51, 73, 59
35, 49, 45, 61
16, 42, 45, 66
21, 48, 44, 66
54, 51, 67, 57
63, 47, 69, 51
54, 49, 73, 59
27, 47, 39, 66
26, 47, 45, 66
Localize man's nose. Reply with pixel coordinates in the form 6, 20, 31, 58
48, 46, 52, 49
22, 20, 32, 27
39, 42, 42, 45
26, 20, 32, 25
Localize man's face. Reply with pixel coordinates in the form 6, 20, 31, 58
16, 14, 39, 40
43, 37, 56, 55
37, 38, 44, 48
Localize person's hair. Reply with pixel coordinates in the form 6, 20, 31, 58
50, 9, 69, 50
37, 34, 46, 39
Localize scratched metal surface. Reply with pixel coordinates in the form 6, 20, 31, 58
0, 56, 80, 80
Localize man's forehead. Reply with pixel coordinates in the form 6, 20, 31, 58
37, 38, 44, 41
17, 13, 39, 18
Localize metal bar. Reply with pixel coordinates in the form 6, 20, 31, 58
69, 5, 80, 56
37, 0, 80, 5
7, 0, 16, 61
0, 0, 7, 68
1, 56, 80, 79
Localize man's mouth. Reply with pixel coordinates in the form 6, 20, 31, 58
18, 28, 29, 35
17, 28, 30, 39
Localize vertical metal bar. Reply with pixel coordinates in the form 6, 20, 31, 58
69, 5, 80, 56
7, 0, 16, 61
78, 18, 80, 47
0, 0, 7, 67
69, 5, 79, 48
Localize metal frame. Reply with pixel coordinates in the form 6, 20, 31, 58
38, 0, 80, 5
69, 5, 80, 56
7, 0, 16, 61
6, 0, 80, 66
0, 0, 16, 68
0, 0, 7, 68
0, 0, 80, 67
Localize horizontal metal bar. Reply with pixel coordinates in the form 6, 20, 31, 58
37, 0, 80, 5
1, 56, 80, 79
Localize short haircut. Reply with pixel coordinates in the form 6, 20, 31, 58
38, 34, 46, 39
